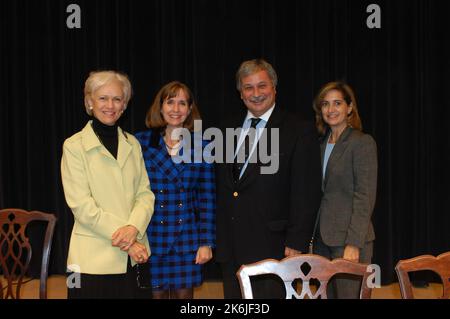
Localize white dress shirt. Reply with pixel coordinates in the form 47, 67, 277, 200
235, 104, 275, 178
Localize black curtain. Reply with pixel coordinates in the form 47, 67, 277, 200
1, 0, 449, 284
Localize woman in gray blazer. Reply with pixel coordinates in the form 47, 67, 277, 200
312, 81, 377, 299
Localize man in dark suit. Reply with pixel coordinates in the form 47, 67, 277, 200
215, 59, 322, 298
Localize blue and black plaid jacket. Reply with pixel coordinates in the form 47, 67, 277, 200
135, 129, 216, 256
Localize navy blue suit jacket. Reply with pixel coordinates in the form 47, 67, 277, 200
215, 107, 322, 264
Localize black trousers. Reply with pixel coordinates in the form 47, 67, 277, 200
67, 258, 152, 299
220, 260, 285, 299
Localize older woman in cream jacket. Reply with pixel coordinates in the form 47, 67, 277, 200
61, 70, 154, 299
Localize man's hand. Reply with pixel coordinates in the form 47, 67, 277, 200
284, 246, 302, 257
112, 225, 138, 251
343, 245, 360, 262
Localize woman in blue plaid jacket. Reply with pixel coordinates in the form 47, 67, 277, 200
135, 81, 215, 299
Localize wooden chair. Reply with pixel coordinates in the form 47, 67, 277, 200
236, 254, 373, 299
0, 208, 57, 299
395, 251, 450, 299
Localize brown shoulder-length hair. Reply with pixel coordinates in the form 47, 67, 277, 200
145, 81, 201, 131
312, 81, 362, 136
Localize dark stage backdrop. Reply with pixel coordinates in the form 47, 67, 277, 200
1, 0, 449, 284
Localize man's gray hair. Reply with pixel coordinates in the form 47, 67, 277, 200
235, 59, 278, 91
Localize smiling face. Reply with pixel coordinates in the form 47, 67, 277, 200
160, 89, 191, 128
240, 70, 276, 117
88, 80, 126, 126
320, 89, 352, 131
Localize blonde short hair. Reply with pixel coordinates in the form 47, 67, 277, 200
84, 71, 132, 115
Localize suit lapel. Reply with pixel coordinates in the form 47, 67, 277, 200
82, 121, 130, 188
323, 127, 353, 187
226, 134, 238, 187
117, 128, 132, 168
238, 106, 284, 186
226, 113, 246, 187
320, 137, 327, 172
145, 131, 184, 181
82, 121, 116, 161
320, 132, 329, 190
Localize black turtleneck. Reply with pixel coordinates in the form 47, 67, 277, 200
92, 117, 119, 159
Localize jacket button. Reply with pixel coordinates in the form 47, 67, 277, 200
159, 189, 164, 193
178, 219, 183, 224
233, 192, 238, 197
160, 221, 164, 224
178, 203, 183, 207
160, 204, 164, 208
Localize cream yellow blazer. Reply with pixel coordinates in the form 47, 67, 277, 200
61, 121, 155, 274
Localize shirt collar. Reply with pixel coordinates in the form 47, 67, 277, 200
245, 103, 276, 124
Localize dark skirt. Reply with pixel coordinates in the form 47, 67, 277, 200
150, 251, 202, 291
67, 258, 152, 299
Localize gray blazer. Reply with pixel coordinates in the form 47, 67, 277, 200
318, 127, 377, 249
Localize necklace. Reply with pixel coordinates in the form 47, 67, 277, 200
164, 138, 181, 153
165, 141, 181, 150
165, 141, 181, 156
163, 135, 181, 149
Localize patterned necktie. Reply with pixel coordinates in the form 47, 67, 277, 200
233, 118, 262, 182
